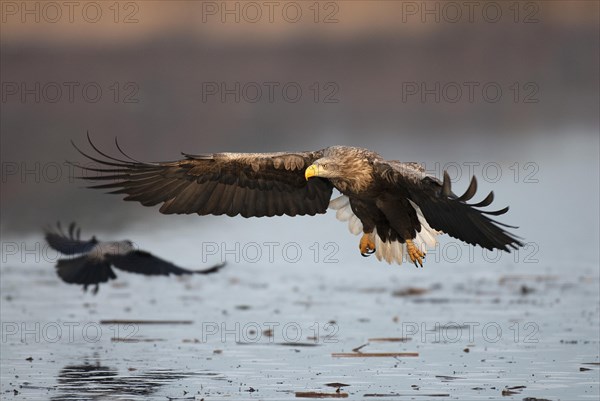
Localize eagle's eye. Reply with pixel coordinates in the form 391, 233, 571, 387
322, 163, 328, 169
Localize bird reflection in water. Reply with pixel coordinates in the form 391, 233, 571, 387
51, 356, 195, 400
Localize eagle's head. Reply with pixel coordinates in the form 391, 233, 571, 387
304, 157, 344, 180
305, 147, 376, 193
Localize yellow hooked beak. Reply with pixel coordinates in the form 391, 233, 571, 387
305, 164, 319, 180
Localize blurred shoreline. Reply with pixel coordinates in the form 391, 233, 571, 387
1, 1, 598, 237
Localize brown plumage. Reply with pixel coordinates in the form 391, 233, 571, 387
71, 136, 523, 266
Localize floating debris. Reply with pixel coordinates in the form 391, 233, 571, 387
332, 352, 418, 358
277, 342, 320, 347
100, 319, 193, 325
368, 337, 411, 343
392, 287, 429, 297
295, 391, 348, 398
501, 385, 526, 396
352, 343, 369, 352
364, 393, 449, 397
111, 337, 166, 343
435, 375, 464, 381
520, 285, 536, 295
325, 382, 350, 389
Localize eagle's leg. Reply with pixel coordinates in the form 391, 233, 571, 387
406, 239, 425, 267
359, 233, 376, 257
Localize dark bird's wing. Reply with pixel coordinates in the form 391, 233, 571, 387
193, 262, 227, 275
55, 255, 117, 294
108, 250, 226, 276
45, 222, 98, 255
377, 161, 523, 251
71, 135, 333, 218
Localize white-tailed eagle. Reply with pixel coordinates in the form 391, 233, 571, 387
72, 136, 522, 266
45, 222, 226, 294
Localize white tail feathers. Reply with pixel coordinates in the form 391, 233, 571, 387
329, 196, 442, 265
329, 195, 363, 235
372, 228, 403, 264
408, 199, 442, 251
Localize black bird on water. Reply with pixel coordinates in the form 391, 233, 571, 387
45, 222, 226, 294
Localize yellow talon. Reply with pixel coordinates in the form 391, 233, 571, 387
406, 238, 425, 267
359, 233, 376, 256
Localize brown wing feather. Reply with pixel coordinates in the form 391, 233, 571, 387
376, 161, 523, 251
71, 136, 333, 218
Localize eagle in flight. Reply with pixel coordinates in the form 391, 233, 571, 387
72, 136, 522, 266
45, 222, 226, 294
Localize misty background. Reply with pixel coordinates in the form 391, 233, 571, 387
1, 1, 598, 267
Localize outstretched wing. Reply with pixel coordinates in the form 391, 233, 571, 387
71, 136, 334, 218
55, 255, 116, 287
376, 161, 523, 251
45, 222, 98, 255
108, 250, 225, 276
